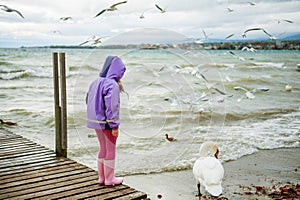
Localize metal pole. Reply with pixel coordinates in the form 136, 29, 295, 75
53, 52, 63, 157
59, 52, 67, 157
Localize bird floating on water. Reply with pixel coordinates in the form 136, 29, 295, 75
165, 134, 176, 142
94, 1, 127, 18
285, 84, 292, 92
193, 142, 224, 198
0, 5, 24, 19
0, 119, 17, 126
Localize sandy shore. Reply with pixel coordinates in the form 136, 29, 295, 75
124, 148, 300, 200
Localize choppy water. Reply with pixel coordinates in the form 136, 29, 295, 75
1, 47, 299, 175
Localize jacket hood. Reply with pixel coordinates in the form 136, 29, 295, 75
100, 56, 126, 81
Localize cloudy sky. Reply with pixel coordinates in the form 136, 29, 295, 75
0, 0, 299, 47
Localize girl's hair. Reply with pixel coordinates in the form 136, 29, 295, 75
118, 80, 129, 98
118, 80, 125, 93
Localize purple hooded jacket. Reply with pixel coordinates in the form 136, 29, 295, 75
86, 56, 126, 130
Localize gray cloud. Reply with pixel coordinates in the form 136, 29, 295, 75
0, 0, 299, 47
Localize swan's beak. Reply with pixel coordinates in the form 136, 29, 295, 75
214, 149, 219, 159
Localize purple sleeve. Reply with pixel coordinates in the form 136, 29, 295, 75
104, 81, 120, 129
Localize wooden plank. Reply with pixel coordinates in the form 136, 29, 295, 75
85, 188, 137, 200
0, 143, 41, 153
0, 139, 33, 148
3, 175, 98, 199
1, 162, 86, 184
51, 184, 129, 200
114, 191, 149, 200
0, 129, 148, 200
0, 151, 56, 167
0, 156, 65, 174
0, 171, 97, 195
19, 179, 100, 199
0, 166, 93, 190
0, 147, 52, 159
0, 160, 75, 180
0, 134, 22, 140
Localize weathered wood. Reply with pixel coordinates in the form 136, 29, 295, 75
56, 185, 129, 200
59, 52, 67, 156
1, 175, 97, 199
53, 52, 63, 157
0, 129, 148, 199
0, 160, 75, 180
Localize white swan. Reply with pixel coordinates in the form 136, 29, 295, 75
193, 142, 224, 197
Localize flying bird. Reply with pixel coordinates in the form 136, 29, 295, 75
234, 86, 269, 102
155, 4, 166, 13
202, 29, 213, 40
79, 36, 107, 46
59, 17, 73, 22
193, 142, 224, 198
274, 19, 293, 24
139, 8, 152, 19
225, 34, 235, 39
0, 5, 24, 19
227, 7, 234, 12
247, 2, 256, 6
94, 1, 127, 18
227, 51, 245, 61
242, 28, 276, 40
241, 45, 256, 52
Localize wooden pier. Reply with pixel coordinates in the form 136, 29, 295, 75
0, 129, 148, 200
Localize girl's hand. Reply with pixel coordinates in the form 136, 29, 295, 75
112, 129, 119, 137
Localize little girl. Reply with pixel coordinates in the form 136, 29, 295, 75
86, 56, 126, 186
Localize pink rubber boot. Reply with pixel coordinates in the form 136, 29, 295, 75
97, 158, 105, 185
104, 159, 123, 186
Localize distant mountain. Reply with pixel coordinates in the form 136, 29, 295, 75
281, 33, 300, 41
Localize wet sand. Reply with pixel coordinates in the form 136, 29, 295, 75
124, 148, 300, 199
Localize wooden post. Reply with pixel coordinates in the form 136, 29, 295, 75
53, 52, 67, 158
59, 52, 67, 157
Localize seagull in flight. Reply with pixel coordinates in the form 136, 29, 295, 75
59, 17, 73, 22
242, 28, 276, 40
274, 19, 293, 24
0, 5, 24, 19
247, 2, 256, 6
241, 45, 256, 52
79, 36, 107, 46
139, 8, 152, 19
202, 29, 213, 40
225, 34, 235, 39
234, 86, 269, 102
227, 51, 245, 61
155, 4, 166, 13
94, 1, 127, 18
227, 7, 234, 12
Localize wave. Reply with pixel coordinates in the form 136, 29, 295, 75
225, 107, 299, 121
0, 68, 77, 80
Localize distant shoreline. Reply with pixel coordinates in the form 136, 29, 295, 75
1, 39, 299, 50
